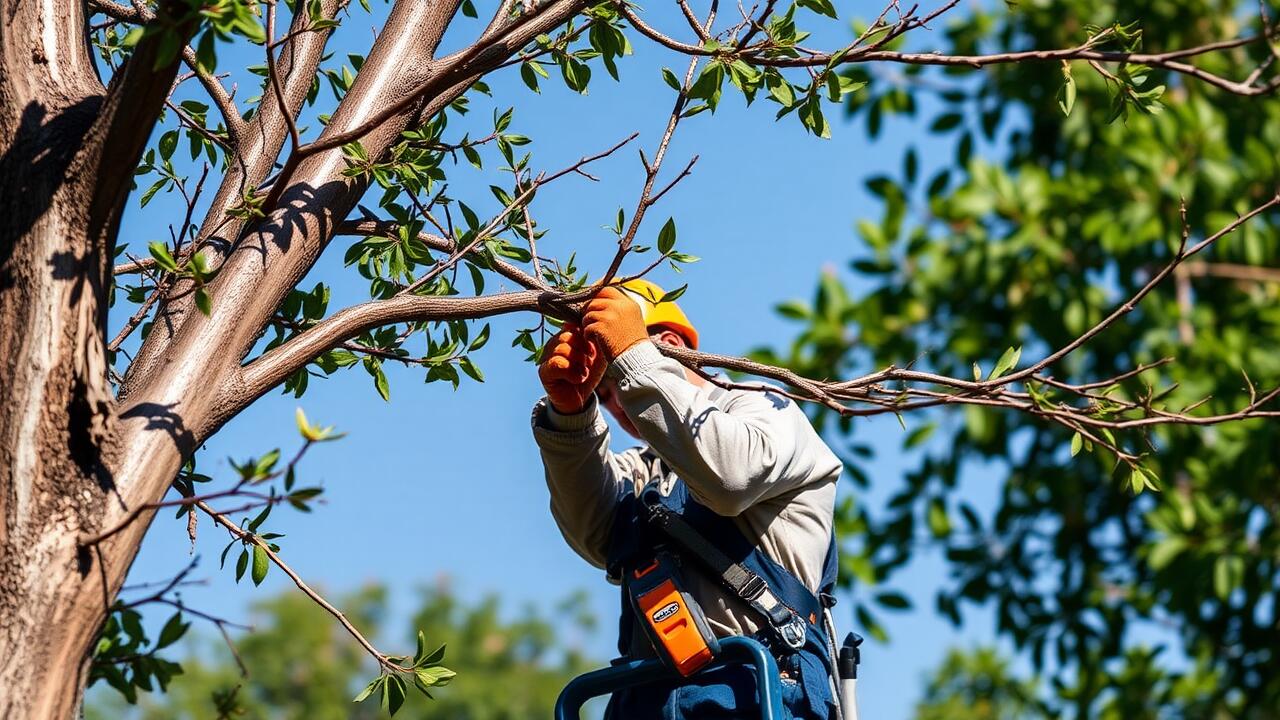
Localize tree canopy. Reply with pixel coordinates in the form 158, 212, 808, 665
763, 0, 1280, 716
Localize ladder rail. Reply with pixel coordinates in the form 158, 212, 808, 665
554, 636, 786, 720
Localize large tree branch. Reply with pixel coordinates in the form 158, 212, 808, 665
239, 290, 544, 403
85, 1, 199, 247
260, 0, 592, 211
231, 190, 1280, 477
87, 0, 247, 141
122, 0, 345, 392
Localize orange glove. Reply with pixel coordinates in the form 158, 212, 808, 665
538, 323, 607, 414
582, 286, 649, 360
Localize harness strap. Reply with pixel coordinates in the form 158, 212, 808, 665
643, 489, 812, 650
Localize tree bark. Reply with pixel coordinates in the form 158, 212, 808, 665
0, 0, 116, 715
0, 0, 193, 715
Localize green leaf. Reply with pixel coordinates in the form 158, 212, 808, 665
904, 423, 935, 449
797, 0, 837, 18
468, 323, 490, 351
1213, 555, 1244, 600
384, 673, 407, 715
121, 27, 144, 49
155, 613, 189, 649
927, 498, 951, 537
657, 218, 677, 254
520, 62, 541, 93
417, 638, 448, 666
194, 287, 212, 316
776, 300, 810, 320
987, 346, 1021, 380
158, 131, 178, 161
353, 675, 384, 703
148, 241, 178, 272
254, 449, 280, 478
371, 363, 390, 401
766, 72, 794, 107
1058, 61, 1077, 116
1129, 468, 1147, 495
1070, 432, 1083, 457
931, 112, 963, 133
251, 544, 269, 586
1148, 537, 1184, 571
658, 284, 688, 303
248, 504, 271, 532
234, 549, 249, 582
413, 630, 428, 665
415, 665, 457, 687
875, 591, 911, 610
459, 356, 484, 382
661, 67, 682, 91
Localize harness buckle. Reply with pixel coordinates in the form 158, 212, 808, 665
740, 574, 767, 602
778, 615, 807, 650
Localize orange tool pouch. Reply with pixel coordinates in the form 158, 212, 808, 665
628, 552, 720, 677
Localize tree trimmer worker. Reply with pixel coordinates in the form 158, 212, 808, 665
531, 280, 845, 719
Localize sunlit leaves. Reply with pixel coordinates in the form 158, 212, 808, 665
353, 631, 455, 715
987, 346, 1021, 381
295, 407, 345, 442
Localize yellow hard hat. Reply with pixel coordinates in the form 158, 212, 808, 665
619, 278, 699, 349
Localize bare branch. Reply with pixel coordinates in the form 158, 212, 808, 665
265, 0, 301, 153
197, 500, 412, 673
337, 220, 542, 289
1003, 193, 1280, 384
397, 132, 636, 296
623, 3, 1280, 97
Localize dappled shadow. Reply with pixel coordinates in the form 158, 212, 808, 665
229, 178, 352, 266
0, 98, 101, 290
119, 402, 197, 457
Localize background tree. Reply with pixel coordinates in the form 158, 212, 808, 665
2, 0, 1277, 717
913, 648, 1041, 720
765, 0, 1280, 716
85, 584, 597, 719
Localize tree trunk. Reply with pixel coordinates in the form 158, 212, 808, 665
1, 0, 586, 714
0, 0, 117, 714
0, 1, 188, 715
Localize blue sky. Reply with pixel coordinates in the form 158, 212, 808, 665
106, 2, 1011, 716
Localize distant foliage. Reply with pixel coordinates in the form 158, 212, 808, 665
86, 585, 598, 719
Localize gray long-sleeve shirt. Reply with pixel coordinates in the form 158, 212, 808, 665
531, 340, 842, 640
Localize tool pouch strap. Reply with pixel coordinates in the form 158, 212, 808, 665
641, 485, 815, 651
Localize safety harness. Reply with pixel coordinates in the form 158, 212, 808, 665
606, 470, 840, 719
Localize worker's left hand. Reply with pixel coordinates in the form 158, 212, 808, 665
582, 285, 649, 361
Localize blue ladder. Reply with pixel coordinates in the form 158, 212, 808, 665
554, 636, 786, 720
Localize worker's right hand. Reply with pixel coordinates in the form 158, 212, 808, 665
538, 323, 607, 415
